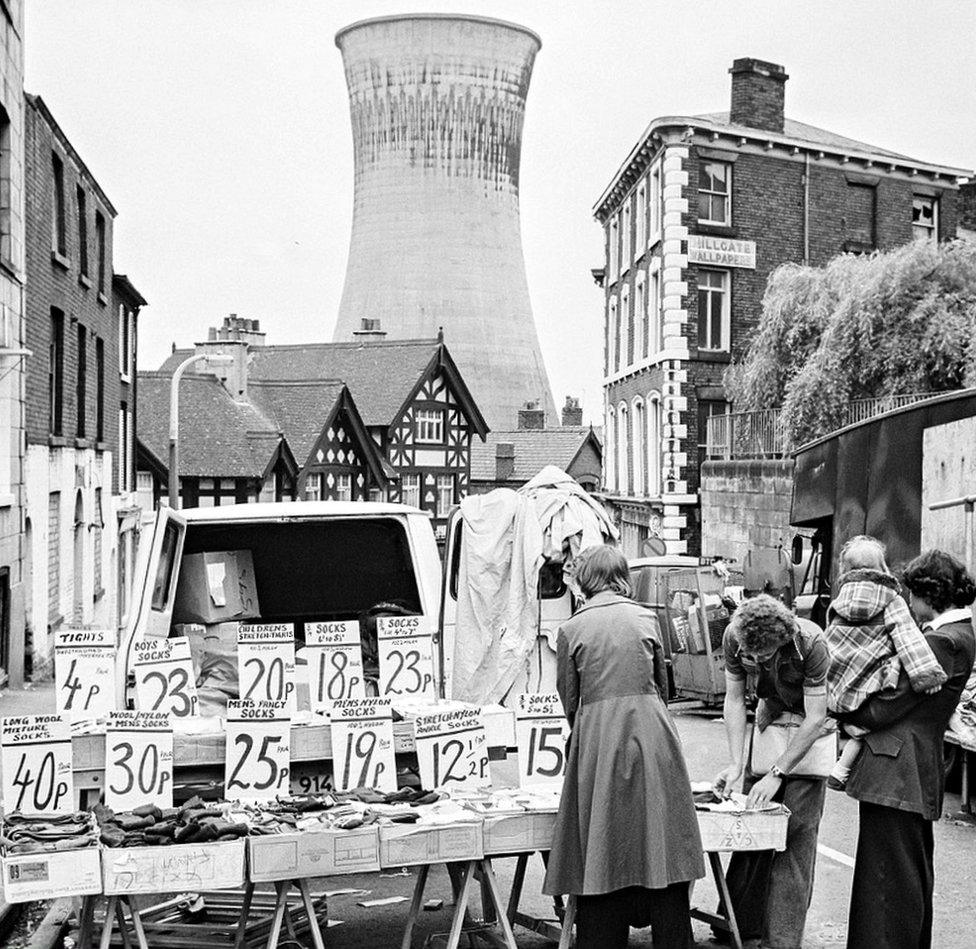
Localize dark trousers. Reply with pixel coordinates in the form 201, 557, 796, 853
576, 883, 693, 949
847, 801, 934, 949
721, 776, 826, 949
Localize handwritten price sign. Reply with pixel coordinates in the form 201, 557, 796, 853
1, 715, 74, 815
133, 637, 199, 719
377, 616, 436, 700
238, 624, 297, 713
329, 697, 397, 793
105, 711, 174, 811
54, 629, 117, 721
224, 700, 291, 801
515, 692, 569, 787
306, 621, 365, 714
414, 707, 490, 792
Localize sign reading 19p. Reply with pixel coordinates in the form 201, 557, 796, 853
1, 715, 74, 815
54, 629, 117, 721
516, 692, 569, 787
329, 697, 397, 793
377, 616, 436, 700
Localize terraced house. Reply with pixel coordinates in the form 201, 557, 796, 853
594, 57, 971, 556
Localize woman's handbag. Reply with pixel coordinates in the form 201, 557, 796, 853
749, 711, 838, 779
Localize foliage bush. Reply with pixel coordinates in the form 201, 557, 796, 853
726, 240, 976, 447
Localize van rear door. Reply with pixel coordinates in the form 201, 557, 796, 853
116, 506, 188, 698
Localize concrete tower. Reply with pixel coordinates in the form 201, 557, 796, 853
333, 14, 557, 429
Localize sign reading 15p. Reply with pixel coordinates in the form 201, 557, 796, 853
516, 692, 569, 787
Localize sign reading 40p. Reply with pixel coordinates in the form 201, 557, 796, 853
1, 715, 74, 815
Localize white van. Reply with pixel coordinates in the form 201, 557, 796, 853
118, 502, 443, 704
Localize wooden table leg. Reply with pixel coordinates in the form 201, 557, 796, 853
234, 881, 255, 949
506, 853, 529, 925
479, 859, 519, 949
709, 851, 743, 949
98, 896, 118, 949
78, 894, 97, 949
962, 749, 971, 815
114, 899, 133, 949
445, 861, 477, 949
298, 879, 327, 949
265, 882, 290, 949
283, 886, 299, 943
124, 897, 151, 949
401, 863, 431, 949
557, 894, 576, 949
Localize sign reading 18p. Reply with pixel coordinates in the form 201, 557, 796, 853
1, 715, 74, 815
237, 624, 296, 713
54, 629, 117, 721
224, 699, 291, 801
306, 621, 365, 714
377, 616, 436, 700
515, 692, 569, 787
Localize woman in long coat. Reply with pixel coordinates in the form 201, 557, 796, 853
543, 545, 704, 949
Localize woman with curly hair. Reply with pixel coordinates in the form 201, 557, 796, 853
543, 544, 704, 948
842, 549, 975, 949
711, 593, 830, 949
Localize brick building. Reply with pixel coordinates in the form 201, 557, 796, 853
23, 94, 146, 671
594, 57, 972, 556
0, 0, 26, 686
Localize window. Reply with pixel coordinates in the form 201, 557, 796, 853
118, 305, 131, 378
621, 199, 632, 273
608, 296, 618, 374
635, 181, 647, 254
51, 153, 66, 255
0, 106, 12, 265
649, 161, 662, 242
647, 395, 662, 498
634, 274, 645, 366
632, 400, 645, 496
402, 473, 421, 508
76, 186, 88, 277
304, 473, 322, 501
118, 403, 130, 492
845, 183, 875, 249
415, 409, 444, 443
93, 488, 102, 594
605, 407, 616, 492
698, 161, 731, 225
698, 399, 730, 473
368, 486, 384, 503
617, 404, 630, 495
436, 474, 454, 517
49, 308, 64, 435
697, 270, 730, 352
76, 323, 86, 438
337, 473, 352, 502
95, 337, 105, 441
647, 267, 661, 357
95, 211, 106, 293
48, 492, 61, 623
620, 283, 631, 368
608, 216, 619, 281
912, 196, 938, 241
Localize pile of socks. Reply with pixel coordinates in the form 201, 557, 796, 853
95, 797, 249, 847
0, 812, 99, 855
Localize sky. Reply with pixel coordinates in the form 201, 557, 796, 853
23, 0, 976, 425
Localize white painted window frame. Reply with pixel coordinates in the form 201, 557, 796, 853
697, 268, 731, 353
698, 160, 733, 226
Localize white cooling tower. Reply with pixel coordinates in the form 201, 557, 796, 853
332, 14, 557, 429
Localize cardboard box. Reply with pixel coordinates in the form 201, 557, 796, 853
248, 825, 380, 881
696, 807, 790, 853
379, 821, 484, 868
173, 551, 260, 625
482, 811, 557, 855
2, 847, 102, 903
101, 839, 246, 895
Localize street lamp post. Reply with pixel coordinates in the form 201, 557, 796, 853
168, 353, 233, 509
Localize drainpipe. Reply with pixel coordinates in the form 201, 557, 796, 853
803, 152, 811, 264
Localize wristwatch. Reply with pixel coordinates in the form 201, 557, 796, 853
770, 765, 786, 779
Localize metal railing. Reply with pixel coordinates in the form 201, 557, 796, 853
706, 392, 943, 460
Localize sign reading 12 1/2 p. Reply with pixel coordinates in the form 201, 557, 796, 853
414, 707, 490, 792
105, 711, 174, 812
306, 621, 365, 714
515, 692, 569, 788
0, 715, 74, 815
54, 629, 117, 721
377, 616, 436, 700
224, 699, 291, 802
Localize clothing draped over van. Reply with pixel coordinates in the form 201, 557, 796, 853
543, 592, 704, 895
451, 467, 616, 705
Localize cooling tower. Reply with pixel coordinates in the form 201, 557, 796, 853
333, 14, 558, 430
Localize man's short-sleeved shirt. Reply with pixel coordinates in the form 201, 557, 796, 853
724, 616, 828, 714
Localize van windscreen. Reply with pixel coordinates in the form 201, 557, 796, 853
179, 517, 422, 623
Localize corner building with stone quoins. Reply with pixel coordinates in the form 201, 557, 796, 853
593, 57, 972, 557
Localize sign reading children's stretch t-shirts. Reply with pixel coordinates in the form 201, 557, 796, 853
1, 715, 74, 815
54, 629, 117, 721
377, 616, 436, 700
133, 637, 199, 719
105, 711, 174, 812
306, 621, 365, 714
237, 624, 297, 713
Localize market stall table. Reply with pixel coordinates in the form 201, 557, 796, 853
946, 729, 976, 814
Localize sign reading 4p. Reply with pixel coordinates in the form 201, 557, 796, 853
329, 697, 397, 793
133, 637, 199, 719
224, 699, 291, 801
306, 621, 365, 714
377, 616, 436, 701
105, 711, 174, 811
54, 629, 117, 721
1, 715, 74, 815
515, 692, 569, 787
238, 624, 297, 713
414, 707, 490, 792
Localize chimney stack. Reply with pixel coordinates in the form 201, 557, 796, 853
353, 317, 388, 340
562, 396, 583, 427
209, 313, 266, 347
729, 58, 788, 133
517, 401, 546, 430
495, 442, 515, 481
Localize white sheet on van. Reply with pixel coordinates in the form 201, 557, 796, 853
452, 466, 617, 704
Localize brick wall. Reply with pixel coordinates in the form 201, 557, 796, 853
700, 459, 795, 563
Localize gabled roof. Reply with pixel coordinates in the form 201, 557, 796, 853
248, 379, 347, 465
471, 427, 602, 482
137, 372, 281, 478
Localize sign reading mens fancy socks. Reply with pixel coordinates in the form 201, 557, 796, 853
105, 711, 174, 811
224, 699, 291, 802
377, 616, 436, 701
329, 697, 397, 793
237, 624, 297, 713
1, 716, 75, 815
305, 620, 365, 714
133, 637, 199, 719
54, 629, 117, 721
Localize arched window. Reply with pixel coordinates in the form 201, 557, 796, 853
647, 393, 662, 497
631, 397, 645, 496
617, 402, 630, 496
605, 406, 616, 492
620, 284, 631, 369
610, 296, 619, 373
634, 272, 646, 368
